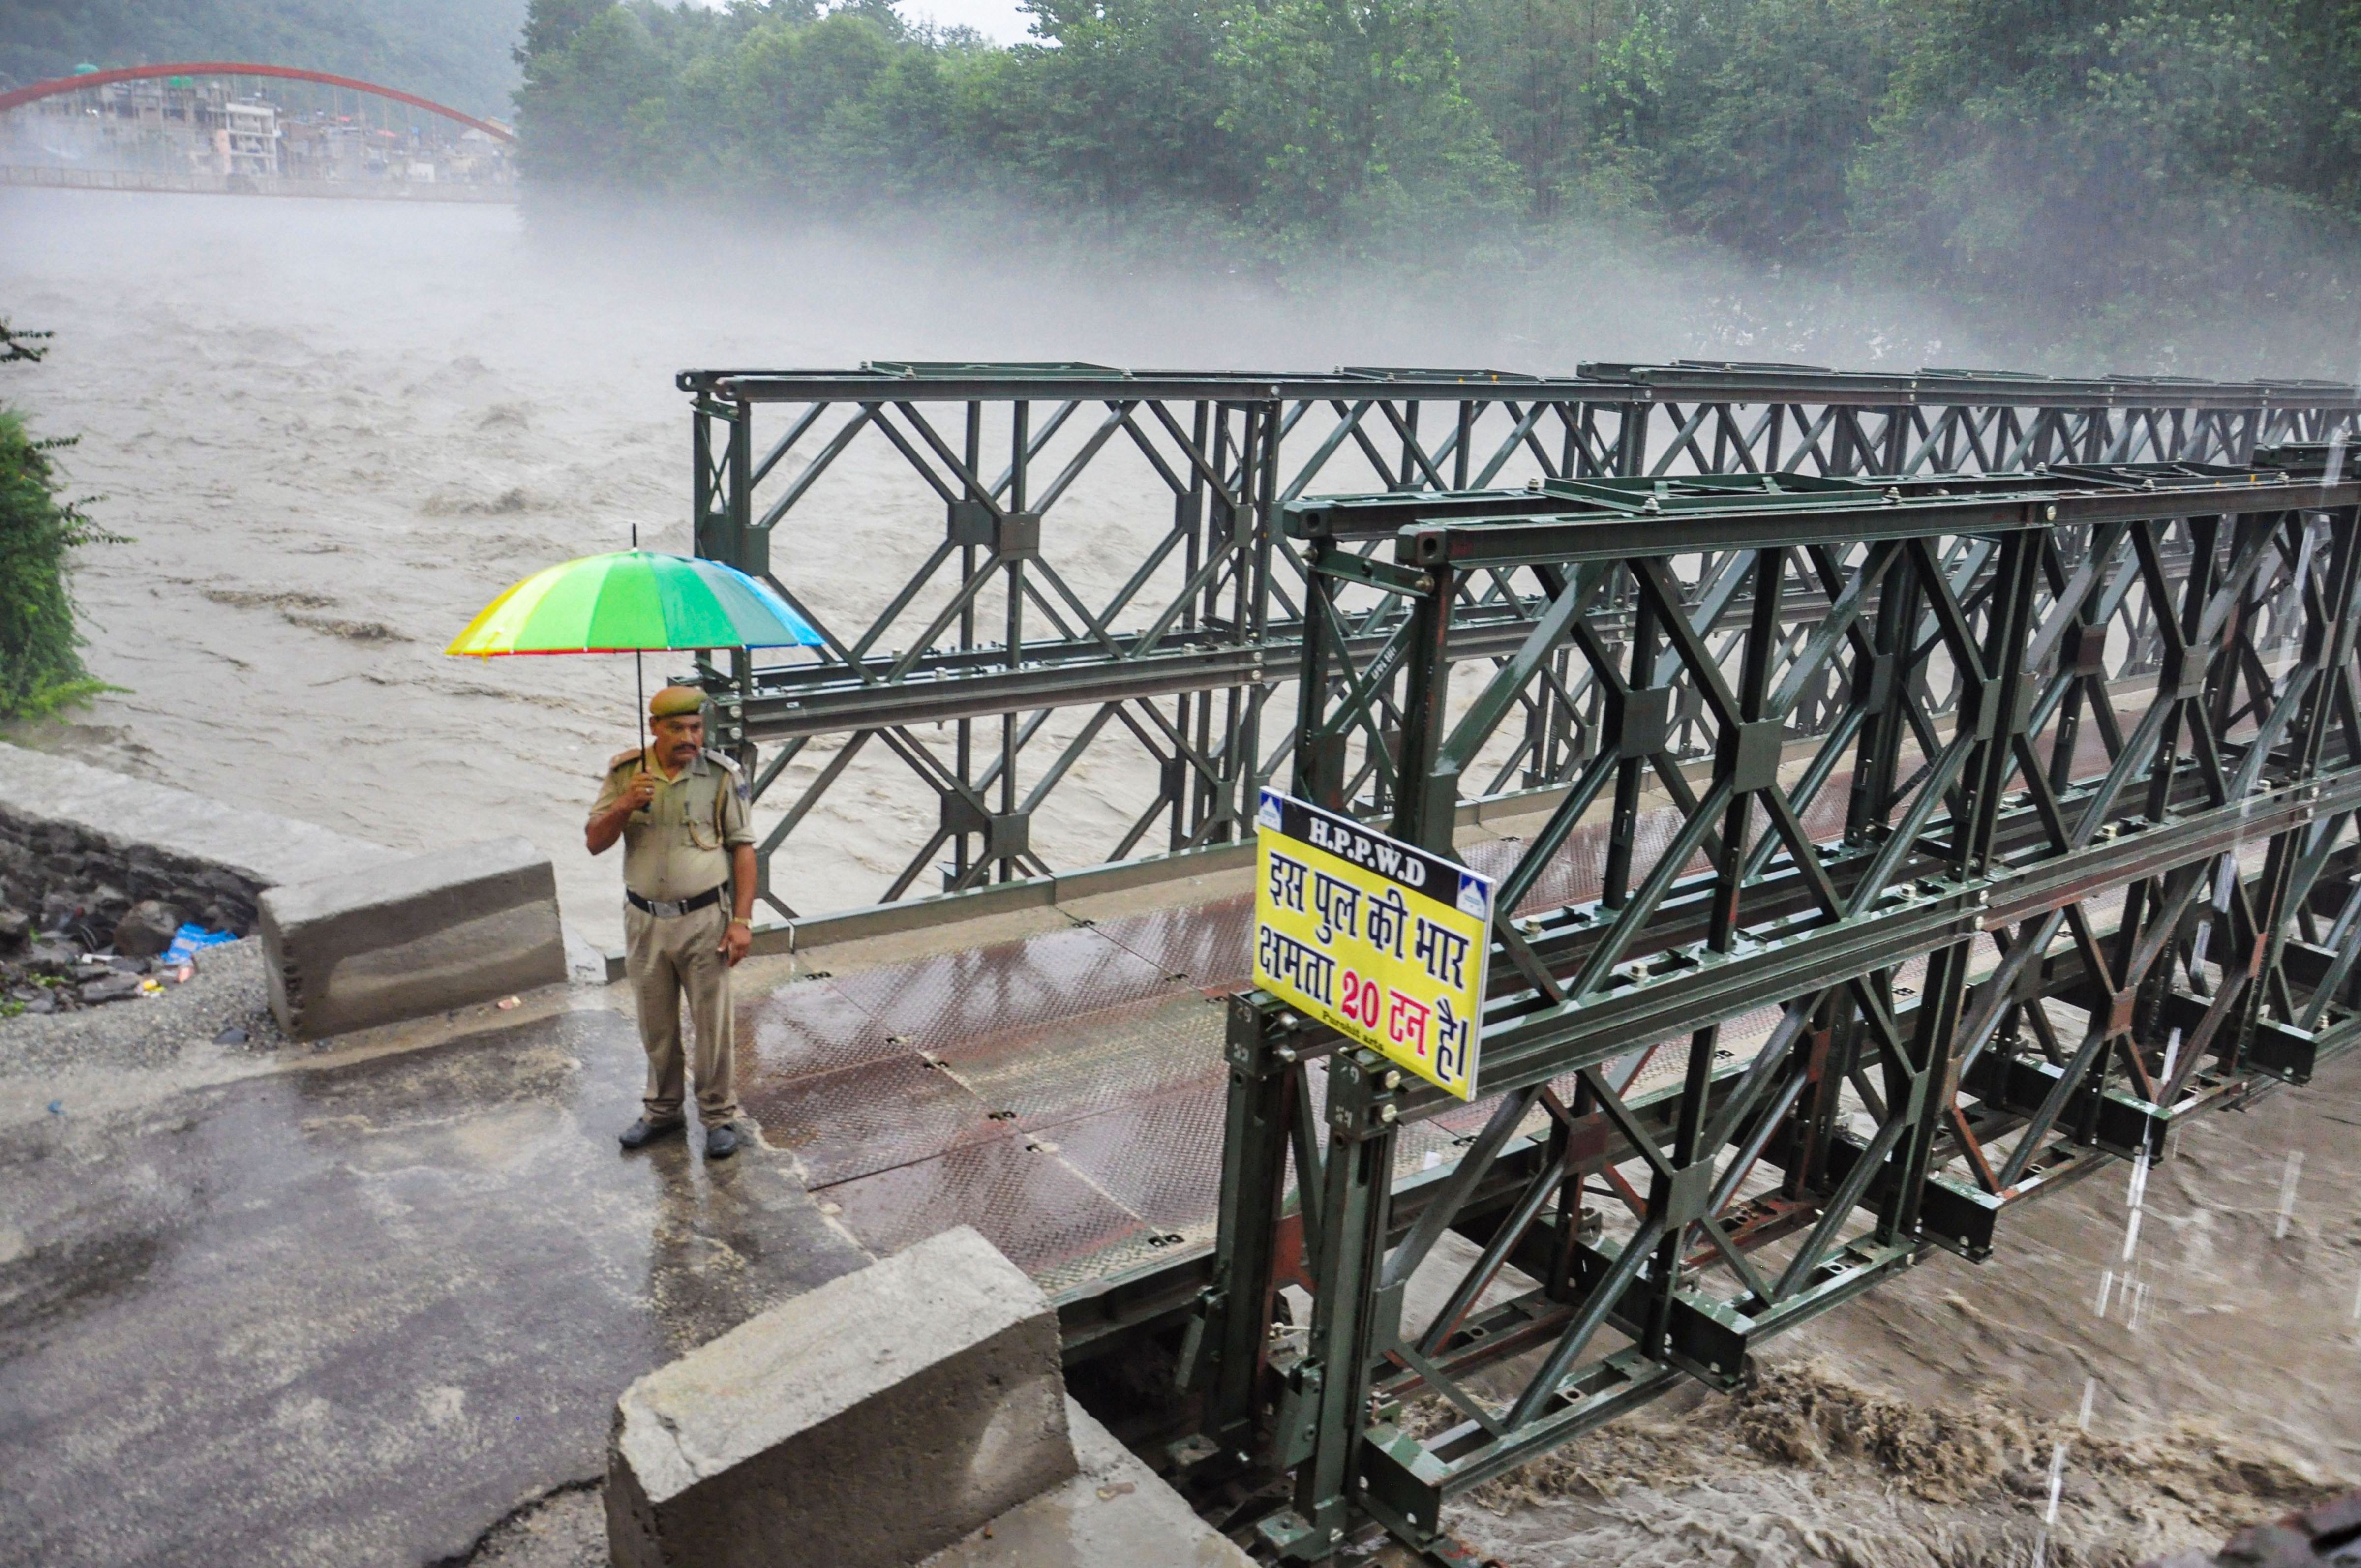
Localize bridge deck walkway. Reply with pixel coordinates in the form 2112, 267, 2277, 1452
738, 786, 1847, 1295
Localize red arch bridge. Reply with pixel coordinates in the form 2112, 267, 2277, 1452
0, 62, 515, 200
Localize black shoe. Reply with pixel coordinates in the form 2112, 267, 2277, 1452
619, 1117, 686, 1149
705, 1123, 740, 1160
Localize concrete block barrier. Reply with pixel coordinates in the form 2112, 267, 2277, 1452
259, 835, 567, 1039
606, 1226, 1076, 1568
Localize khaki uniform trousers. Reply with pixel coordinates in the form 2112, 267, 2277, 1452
624, 899, 738, 1125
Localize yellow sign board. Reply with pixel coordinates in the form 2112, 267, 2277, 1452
1252, 788, 1494, 1099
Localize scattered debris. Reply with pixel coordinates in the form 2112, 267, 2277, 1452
164, 925, 238, 965
1, 921, 235, 1016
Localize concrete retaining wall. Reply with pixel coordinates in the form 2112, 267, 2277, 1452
259, 836, 568, 1040
0, 742, 400, 936
606, 1226, 1076, 1568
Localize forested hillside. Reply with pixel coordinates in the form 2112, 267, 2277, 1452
515, 0, 2361, 365
0, 0, 528, 119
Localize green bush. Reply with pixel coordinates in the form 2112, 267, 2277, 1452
0, 323, 122, 724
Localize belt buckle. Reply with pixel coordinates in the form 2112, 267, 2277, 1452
654, 897, 686, 918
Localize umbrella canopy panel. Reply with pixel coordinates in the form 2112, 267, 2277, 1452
446, 550, 820, 656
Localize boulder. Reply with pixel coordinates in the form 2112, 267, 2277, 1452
0, 908, 27, 949
112, 900, 184, 959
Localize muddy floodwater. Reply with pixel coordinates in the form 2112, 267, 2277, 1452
3, 189, 2356, 1565
1426, 1049, 2361, 1567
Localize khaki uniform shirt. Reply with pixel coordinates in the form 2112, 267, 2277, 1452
590, 747, 754, 902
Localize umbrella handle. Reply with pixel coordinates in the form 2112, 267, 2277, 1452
632, 525, 647, 773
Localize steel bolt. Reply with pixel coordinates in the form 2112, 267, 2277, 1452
1379, 1104, 1399, 1124
1383, 1069, 1401, 1090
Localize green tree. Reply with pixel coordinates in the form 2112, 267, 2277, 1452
1655, 0, 1898, 260
0, 324, 122, 724
501, 0, 2361, 362
1213, 0, 1521, 244
1847, 0, 2361, 348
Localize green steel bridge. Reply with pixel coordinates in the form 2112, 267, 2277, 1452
686, 362, 2361, 1561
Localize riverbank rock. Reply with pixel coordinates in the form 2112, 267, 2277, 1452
112, 900, 184, 959
79, 973, 142, 1006
0, 909, 26, 949
21, 941, 76, 976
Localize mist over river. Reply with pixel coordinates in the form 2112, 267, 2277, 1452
4, 187, 2359, 1561
0, 188, 1979, 947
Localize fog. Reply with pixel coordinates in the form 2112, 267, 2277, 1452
0, 186, 2350, 949
0, 186, 2000, 947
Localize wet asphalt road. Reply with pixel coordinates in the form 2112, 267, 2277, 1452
0, 1007, 867, 1568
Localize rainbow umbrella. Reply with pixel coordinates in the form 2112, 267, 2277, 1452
447, 547, 821, 760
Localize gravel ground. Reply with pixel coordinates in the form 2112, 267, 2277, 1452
0, 937, 284, 1080
456, 1484, 606, 1568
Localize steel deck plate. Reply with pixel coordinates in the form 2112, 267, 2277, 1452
1090, 897, 1258, 989
817, 1131, 1149, 1280
741, 1053, 1001, 1186
742, 975, 902, 1080
945, 989, 1230, 1127
827, 924, 1184, 1055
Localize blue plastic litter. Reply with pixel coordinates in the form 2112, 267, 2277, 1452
163, 924, 237, 965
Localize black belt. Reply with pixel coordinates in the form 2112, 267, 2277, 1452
627, 886, 725, 918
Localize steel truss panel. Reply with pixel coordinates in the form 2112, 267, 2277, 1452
678, 362, 2361, 922
1173, 456, 2361, 1561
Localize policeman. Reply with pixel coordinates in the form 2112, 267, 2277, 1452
586, 684, 756, 1158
